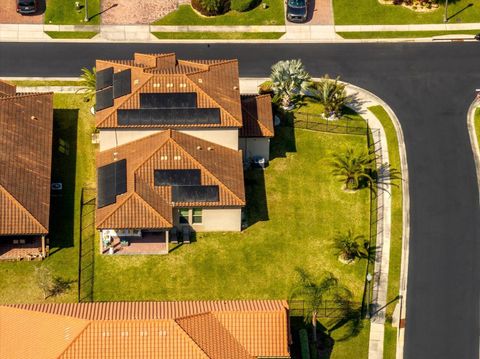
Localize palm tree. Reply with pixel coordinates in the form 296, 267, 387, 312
334, 230, 368, 263
77, 67, 96, 102
311, 75, 352, 118
330, 147, 376, 190
290, 268, 352, 343
270, 59, 311, 109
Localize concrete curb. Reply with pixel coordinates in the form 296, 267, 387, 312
346, 85, 411, 359
466, 101, 480, 205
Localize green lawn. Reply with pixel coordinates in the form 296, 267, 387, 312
0, 94, 95, 303
334, 0, 480, 24
152, 31, 285, 39
45, 0, 101, 25
11, 80, 81, 86
338, 29, 480, 39
45, 31, 99, 39
368, 106, 403, 359
153, 3, 285, 25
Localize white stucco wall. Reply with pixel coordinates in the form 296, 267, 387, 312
239, 137, 271, 162
174, 207, 242, 232
99, 128, 239, 151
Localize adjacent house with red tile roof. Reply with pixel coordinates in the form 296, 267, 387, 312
94, 54, 273, 254
0, 81, 53, 260
0, 300, 291, 358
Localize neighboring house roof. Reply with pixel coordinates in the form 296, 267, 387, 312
95, 53, 243, 130
96, 130, 245, 229
0, 82, 53, 236
2, 300, 290, 359
240, 94, 274, 138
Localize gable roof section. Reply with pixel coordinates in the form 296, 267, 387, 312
4, 301, 290, 359
95, 53, 242, 130
240, 94, 274, 138
0, 89, 53, 235
96, 130, 245, 229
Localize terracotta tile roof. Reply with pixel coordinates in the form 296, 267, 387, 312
4, 301, 290, 359
96, 130, 245, 229
0, 80, 16, 97
95, 53, 242, 130
240, 95, 274, 138
0, 85, 53, 235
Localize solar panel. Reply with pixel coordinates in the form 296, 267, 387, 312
96, 67, 113, 90
140, 93, 197, 109
97, 159, 127, 208
95, 87, 114, 112
117, 108, 221, 126
113, 69, 131, 99
154, 169, 201, 186
172, 185, 219, 202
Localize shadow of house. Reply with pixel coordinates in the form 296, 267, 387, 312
244, 168, 269, 227
49, 109, 79, 254
270, 110, 297, 160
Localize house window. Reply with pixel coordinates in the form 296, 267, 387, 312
192, 208, 202, 224
179, 209, 189, 224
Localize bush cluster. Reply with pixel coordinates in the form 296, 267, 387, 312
192, 0, 230, 16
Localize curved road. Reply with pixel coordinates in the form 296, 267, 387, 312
1, 42, 479, 359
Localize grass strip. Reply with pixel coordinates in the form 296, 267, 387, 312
45, 31, 98, 39
152, 31, 284, 39
338, 29, 480, 39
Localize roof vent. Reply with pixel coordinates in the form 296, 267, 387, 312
166, 83, 174, 88
30, 115, 38, 120
113, 152, 118, 161
153, 83, 160, 88
121, 331, 129, 337
196, 146, 202, 150
160, 155, 168, 161
233, 86, 238, 90
207, 146, 214, 151
134, 79, 139, 85
198, 79, 203, 84
174, 155, 181, 160
158, 330, 167, 336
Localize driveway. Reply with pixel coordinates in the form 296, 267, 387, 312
0, 0, 44, 24
101, 0, 178, 25
0, 42, 478, 359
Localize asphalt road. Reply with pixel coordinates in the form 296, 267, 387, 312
1, 42, 479, 359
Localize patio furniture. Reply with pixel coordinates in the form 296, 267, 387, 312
170, 228, 178, 244
182, 227, 191, 244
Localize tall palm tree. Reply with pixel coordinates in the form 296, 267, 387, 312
270, 59, 311, 109
330, 147, 376, 190
77, 67, 96, 102
311, 75, 352, 118
290, 268, 352, 343
334, 230, 368, 263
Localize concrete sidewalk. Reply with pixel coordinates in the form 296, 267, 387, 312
1, 21, 480, 42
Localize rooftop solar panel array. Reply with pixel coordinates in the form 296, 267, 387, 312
140, 93, 197, 109
172, 185, 219, 202
96, 67, 113, 90
113, 69, 131, 99
95, 87, 114, 112
154, 169, 201, 186
97, 159, 127, 208
117, 108, 221, 126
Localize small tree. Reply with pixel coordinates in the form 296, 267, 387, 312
311, 75, 352, 118
35, 265, 53, 300
330, 147, 375, 191
270, 59, 311, 109
77, 67, 96, 102
290, 268, 352, 343
334, 230, 368, 263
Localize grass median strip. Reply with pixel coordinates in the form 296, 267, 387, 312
153, 3, 284, 25
45, 31, 99, 39
338, 30, 480, 39
475, 108, 480, 148
152, 32, 284, 39
368, 105, 403, 359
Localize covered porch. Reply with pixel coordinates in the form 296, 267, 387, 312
101, 230, 170, 255
0, 236, 47, 261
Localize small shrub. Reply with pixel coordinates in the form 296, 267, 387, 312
191, 0, 229, 16
258, 80, 273, 95
412, 5, 417, 9
426, 2, 431, 8
393, 0, 402, 5
231, 0, 259, 12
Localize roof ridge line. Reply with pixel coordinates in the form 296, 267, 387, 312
0, 184, 47, 234
57, 321, 93, 357
132, 192, 173, 227
171, 320, 212, 359
169, 135, 245, 205
96, 192, 135, 228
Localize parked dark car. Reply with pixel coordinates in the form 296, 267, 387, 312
16, 0, 37, 14
286, 0, 308, 23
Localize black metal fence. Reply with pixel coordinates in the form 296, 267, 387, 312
290, 112, 368, 136
288, 300, 362, 319
78, 187, 96, 303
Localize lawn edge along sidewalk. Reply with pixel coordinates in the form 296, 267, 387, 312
467, 100, 480, 204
